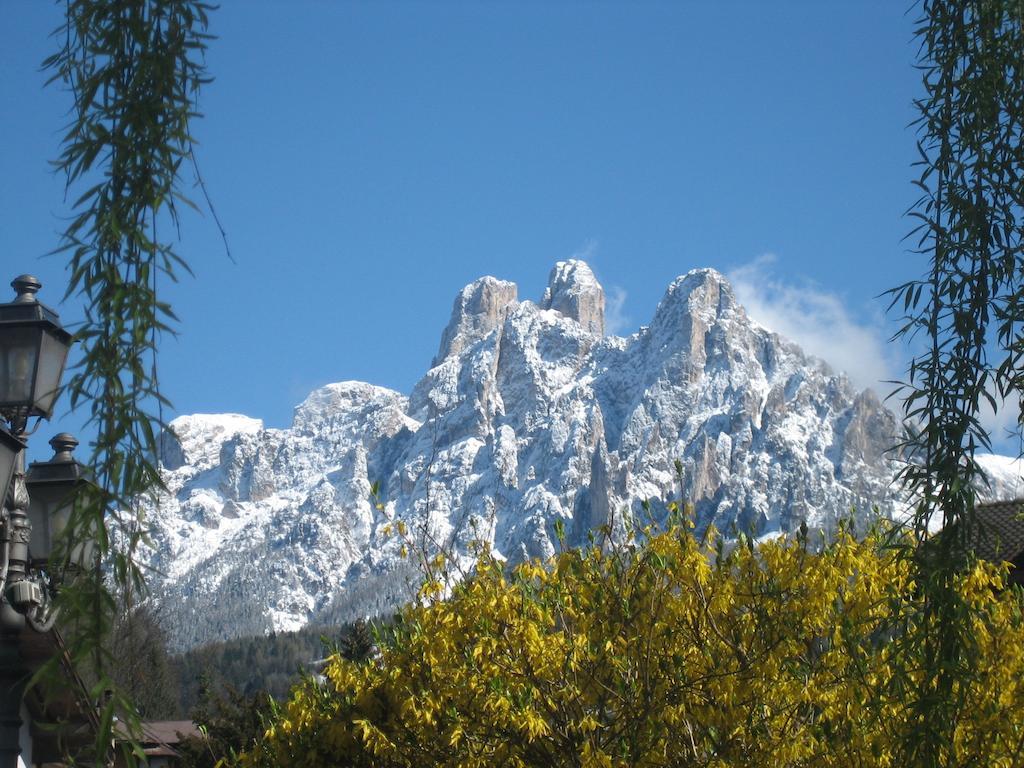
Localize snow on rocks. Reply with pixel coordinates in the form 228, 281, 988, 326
143, 262, 1023, 650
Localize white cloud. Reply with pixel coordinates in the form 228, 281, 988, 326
721, 255, 1022, 456
570, 239, 599, 262
605, 285, 630, 336
727, 254, 899, 394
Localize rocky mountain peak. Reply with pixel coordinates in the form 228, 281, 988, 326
651, 268, 734, 332
541, 259, 605, 336
143, 260, 1022, 650
292, 381, 407, 433
641, 268, 745, 383
435, 276, 518, 363
160, 413, 263, 472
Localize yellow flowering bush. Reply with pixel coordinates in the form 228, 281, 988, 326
239, 524, 1024, 767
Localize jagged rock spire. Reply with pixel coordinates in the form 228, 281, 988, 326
435, 276, 518, 364
541, 260, 605, 335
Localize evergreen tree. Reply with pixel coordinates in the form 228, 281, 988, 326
340, 618, 376, 664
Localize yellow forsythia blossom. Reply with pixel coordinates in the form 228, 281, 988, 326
238, 525, 1024, 767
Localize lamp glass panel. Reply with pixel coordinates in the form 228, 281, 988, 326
50, 500, 80, 565
34, 330, 70, 416
26, 483, 82, 564
26, 495, 56, 560
0, 326, 39, 407
0, 439, 16, 500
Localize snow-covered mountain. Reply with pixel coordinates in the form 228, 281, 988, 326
146, 261, 1022, 650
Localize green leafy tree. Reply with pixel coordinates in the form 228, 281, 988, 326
887, 1, 1023, 765
32, 0, 215, 762
177, 678, 274, 768
109, 604, 180, 720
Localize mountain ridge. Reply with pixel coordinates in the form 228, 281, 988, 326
145, 261, 1022, 650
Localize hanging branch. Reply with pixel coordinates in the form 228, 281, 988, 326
887, 1, 1023, 765
41, 0, 214, 763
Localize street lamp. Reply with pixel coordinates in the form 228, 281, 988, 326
0, 275, 75, 631
26, 433, 96, 571
0, 275, 73, 431
0, 275, 81, 768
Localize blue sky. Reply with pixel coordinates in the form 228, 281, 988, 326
3, 2, 939, 454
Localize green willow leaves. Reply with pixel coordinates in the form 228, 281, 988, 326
42, 0, 213, 763
893, 0, 1024, 552
888, 1, 1023, 765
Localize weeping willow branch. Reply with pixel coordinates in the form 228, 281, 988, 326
39, 1, 214, 763
887, 1, 1023, 765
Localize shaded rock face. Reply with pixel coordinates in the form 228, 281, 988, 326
144, 261, 1019, 650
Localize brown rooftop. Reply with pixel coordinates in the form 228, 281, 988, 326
140, 720, 201, 745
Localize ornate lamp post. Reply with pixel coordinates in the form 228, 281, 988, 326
0, 275, 74, 629
0, 275, 83, 768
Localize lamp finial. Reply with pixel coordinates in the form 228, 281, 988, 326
11, 275, 42, 304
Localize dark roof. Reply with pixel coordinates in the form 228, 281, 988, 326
972, 500, 1024, 562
